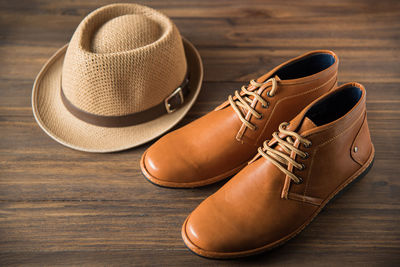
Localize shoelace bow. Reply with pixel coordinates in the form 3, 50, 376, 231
258, 122, 312, 184
228, 78, 277, 131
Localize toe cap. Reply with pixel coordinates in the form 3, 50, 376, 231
142, 135, 198, 185
143, 140, 178, 182
183, 200, 240, 254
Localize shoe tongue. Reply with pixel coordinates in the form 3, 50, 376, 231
298, 117, 318, 134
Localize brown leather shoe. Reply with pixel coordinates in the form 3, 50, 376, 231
141, 50, 339, 187
182, 82, 375, 258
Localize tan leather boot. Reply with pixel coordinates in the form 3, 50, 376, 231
141, 51, 338, 187
182, 83, 375, 258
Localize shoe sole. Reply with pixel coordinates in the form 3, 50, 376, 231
181, 146, 375, 259
140, 149, 247, 188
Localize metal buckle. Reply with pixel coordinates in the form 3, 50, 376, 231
164, 87, 184, 113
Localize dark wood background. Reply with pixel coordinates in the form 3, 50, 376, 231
0, 0, 399, 266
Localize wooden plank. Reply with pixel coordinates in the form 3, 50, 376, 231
0, 0, 399, 21
0, 11, 399, 49
0, 248, 396, 267
0, 45, 399, 83
0, 201, 398, 265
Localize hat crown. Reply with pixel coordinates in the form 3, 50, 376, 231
61, 4, 187, 116
91, 14, 162, 53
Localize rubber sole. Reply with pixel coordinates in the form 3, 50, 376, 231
181, 147, 375, 259
140, 149, 247, 188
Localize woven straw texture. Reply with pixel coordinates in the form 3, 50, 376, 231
31, 3, 203, 152
62, 3, 187, 116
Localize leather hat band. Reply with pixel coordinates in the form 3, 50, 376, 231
60, 73, 190, 128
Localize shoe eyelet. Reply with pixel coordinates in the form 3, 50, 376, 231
294, 177, 303, 184
302, 152, 309, 159
267, 91, 274, 97
299, 163, 306, 171
253, 125, 258, 131
282, 122, 290, 128
261, 103, 269, 109
256, 114, 263, 120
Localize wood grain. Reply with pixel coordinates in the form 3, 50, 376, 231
0, 0, 399, 266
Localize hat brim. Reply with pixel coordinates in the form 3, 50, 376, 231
32, 38, 203, 153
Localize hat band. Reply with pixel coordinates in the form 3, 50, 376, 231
60, 73, 190, 128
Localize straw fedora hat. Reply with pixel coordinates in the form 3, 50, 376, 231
32, 3, 203, 153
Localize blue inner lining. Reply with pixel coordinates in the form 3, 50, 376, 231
305, 86, 362, 126
275, 53, 335, 80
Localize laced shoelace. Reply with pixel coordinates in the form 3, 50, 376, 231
228, 78, 277, 131
257, 122, 312, 184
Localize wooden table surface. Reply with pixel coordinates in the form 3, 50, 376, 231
0, 0, 399, 266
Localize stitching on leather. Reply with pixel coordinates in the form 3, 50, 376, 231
350, 112, 369, 166
303, 108, 365, 197
287, 192, 323, 206
276, 69, 336, 85
302, 94, 366, 140
254, 74, 338, 144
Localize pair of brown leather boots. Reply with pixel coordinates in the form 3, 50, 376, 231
140, 50, 375, 259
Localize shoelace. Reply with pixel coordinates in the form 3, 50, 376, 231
229, 78, 278, 131
258, 122, 312, 184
